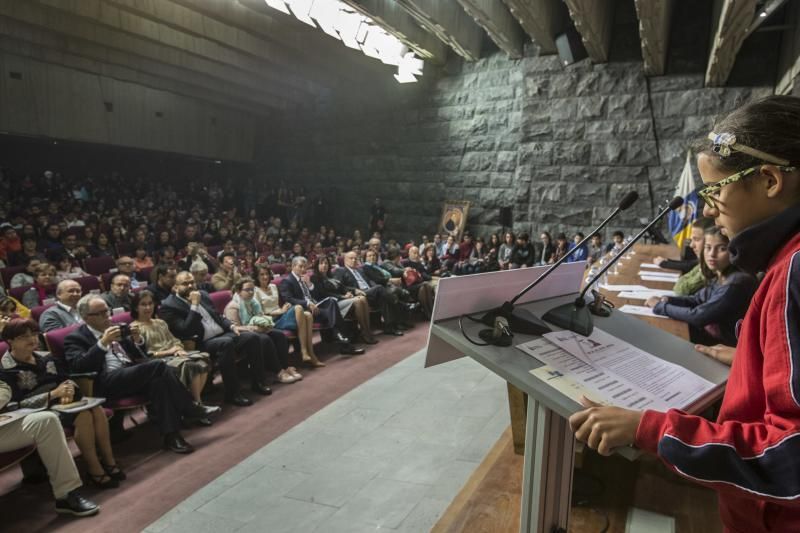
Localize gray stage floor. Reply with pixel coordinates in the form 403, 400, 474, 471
144, 350, 510, 533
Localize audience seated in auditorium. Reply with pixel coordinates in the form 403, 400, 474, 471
54, 254, 89, 282
65, 295, 204, 454
39, 280, 83, 332
0, 223, 21, 266
89, 233, 114, 258
115, 257, 141, 289
497, 232, 514, 270
103, 274, 132, 312
658, 217, 715, 296
8, 235, 44, 266
538, 231, 555, 265
588, 233, 604, 264
646, 226, 757, 346
145, 264, 177, 304
605, 230, 624, 253
567, 232, 589, 263
10, 256, 41, 288
21, 263, 57, 308
452, 233, 476, 275
279, 256, 364, 356
510, 233, 536, 268
130, 290, 216, 419
403, 246, 436, 318
1, 318, 123, 489
189, 262, 215, 293
223, 278, 302, 384
159, 272, 272, 407
551, 233, 569, 263
311, 256, 376, 346
211, 252, 241, 292
0, 380, 99, 516
133, 246, 154, 273
335, 251, 411, 337
420, 244, 443, 278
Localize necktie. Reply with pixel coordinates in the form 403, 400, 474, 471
351, 269, 370, 291
299, 278, 316, 304
111, 341, 133, 365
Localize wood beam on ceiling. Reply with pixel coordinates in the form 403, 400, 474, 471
456, 0, 525, 58
706, 0, 758, 86
634, 0, 674, 76
394, 0, 485, 61
102, 0, 338, 91
563, 0, 615, 63
501, 0, 565, 54
341, 0, 448, 64
0, 31, 278, 116
29, 0, 315, 102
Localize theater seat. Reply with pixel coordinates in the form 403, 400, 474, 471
0, 341, 7, 355
0, 266, 26, 289
75, 276, 101, 294
30, 304, 55, 325
84, 256, 115, 276
269, 264, 287, 276
209, 291, 232, 315
0, 446, 37, 474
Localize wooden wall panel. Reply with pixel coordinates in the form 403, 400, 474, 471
0, 51, 255, 161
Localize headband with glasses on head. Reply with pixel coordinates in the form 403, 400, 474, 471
707, 132, 791, 166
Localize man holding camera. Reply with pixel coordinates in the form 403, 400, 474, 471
64, 295, 206, 454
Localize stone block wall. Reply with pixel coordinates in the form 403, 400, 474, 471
273, 47, 772, 242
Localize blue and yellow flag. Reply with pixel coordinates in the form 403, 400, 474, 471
667, 152, 699, 249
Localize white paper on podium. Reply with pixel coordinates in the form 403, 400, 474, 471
618, 289, 676, 300
518, 337, 665, 410
638, 263, 662, 269
617, 304, 668, 318
537, 329, 715, 411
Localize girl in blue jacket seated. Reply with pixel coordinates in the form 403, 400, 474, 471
644, 225, 757, 346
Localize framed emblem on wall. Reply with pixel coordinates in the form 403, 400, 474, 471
439, 200, 470, 241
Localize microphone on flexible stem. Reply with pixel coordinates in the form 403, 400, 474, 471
480, 191, 640, 335
542, 196, 685, 336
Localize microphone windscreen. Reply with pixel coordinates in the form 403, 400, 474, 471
618, 191, 639, 210
668, 197, 684, 210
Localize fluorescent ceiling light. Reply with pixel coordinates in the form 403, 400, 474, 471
264, 0, 290, 14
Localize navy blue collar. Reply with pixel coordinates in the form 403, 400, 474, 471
728, 205, 800, 274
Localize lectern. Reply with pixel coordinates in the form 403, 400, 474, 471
425, 265, 729, 533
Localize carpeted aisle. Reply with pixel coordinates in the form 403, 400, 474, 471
0, 326, 429, 533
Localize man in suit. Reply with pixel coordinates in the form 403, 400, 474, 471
102, 274, 132, 312
39, 280, 83, 333
279, 256, 364, 356
159, 271, 271, 406
335, 251, 412, 336
65, 295, 205, 453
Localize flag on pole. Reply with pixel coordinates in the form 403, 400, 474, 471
667, 151, 699, 250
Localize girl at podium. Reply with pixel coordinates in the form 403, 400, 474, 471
570, 95, 800, 532
644, 225, 757, 346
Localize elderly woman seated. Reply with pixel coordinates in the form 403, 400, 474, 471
224, 277, 303, 384
21, 263, 57, 308
0, 318, 124, 489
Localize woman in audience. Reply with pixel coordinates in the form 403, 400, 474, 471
0, 319, 124, 488
498, 232, 515, 270
54, 254, 89, 282
421, 244, 443, 277
551, 233, 570, 263
21, 263, 57, 308
133, 246, 154, 273
224, 278, 302, 383
539, 232, 555, 265
252, 264, 322, 367
645, 226, 757, 345
311, 256, 377, 344
10, 257, 41, 288
569, 95, 800, 533
463, 237, 486, 274
90, 232, 115, 257
130, 291, 212, 406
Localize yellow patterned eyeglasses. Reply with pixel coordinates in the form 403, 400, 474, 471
699, 165, 797, 209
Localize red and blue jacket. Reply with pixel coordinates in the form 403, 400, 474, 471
635, 205, 800, 532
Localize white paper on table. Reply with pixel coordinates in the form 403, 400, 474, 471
640, 276, 679, 284
540, 329, 715, 411
638, 271, 680, 280
518, 337, 665, 410
639, 263, 662, 269
529, 365, 612, 406
618, 289, 676, 300
617, 304, 668, 318
598, 284, 651, 292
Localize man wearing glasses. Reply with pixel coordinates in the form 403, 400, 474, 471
102, 274, 132, 312
64, 295, 205, 454
115, 256, 141, 289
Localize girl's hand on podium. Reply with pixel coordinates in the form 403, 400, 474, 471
569, 397, 643, 456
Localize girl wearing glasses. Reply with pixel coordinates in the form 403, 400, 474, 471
570, 96, 800, 532
644, 226, 757, 346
